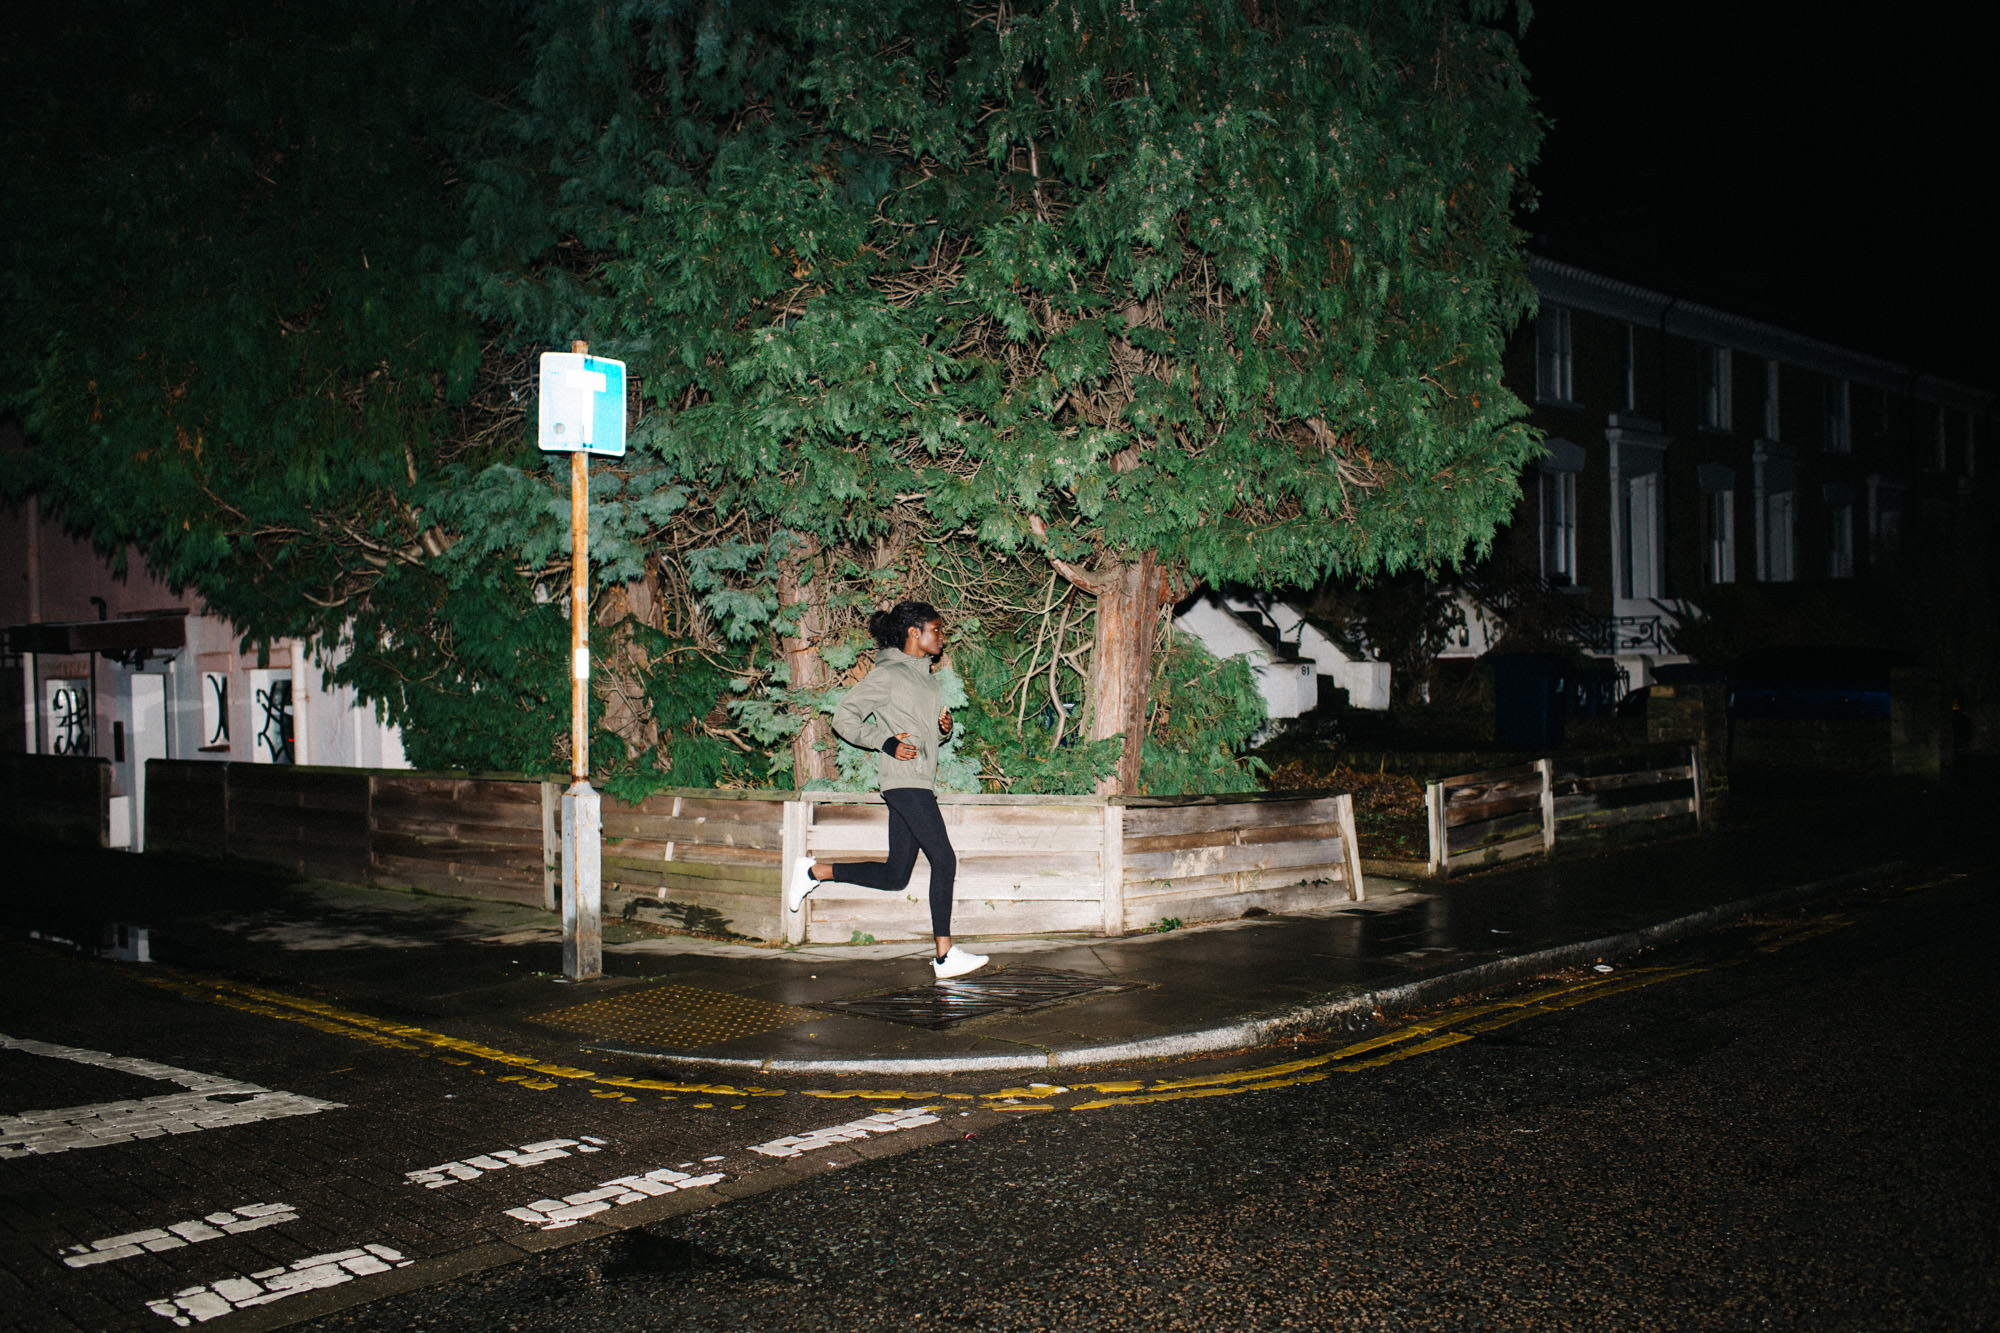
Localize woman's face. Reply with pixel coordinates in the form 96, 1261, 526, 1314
908, 617, 946, 658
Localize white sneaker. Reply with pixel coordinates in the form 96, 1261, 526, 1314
786, 858, 819, 914
931, 946, 988, 980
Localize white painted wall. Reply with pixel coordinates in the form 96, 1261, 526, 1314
1171, 591, 1393, 719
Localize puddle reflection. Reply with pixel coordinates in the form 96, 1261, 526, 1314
26, 923, 154, 963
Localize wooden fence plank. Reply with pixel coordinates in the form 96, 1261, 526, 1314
1445, 831, 1547, 871
1121, 798, 1341, 839
1120, 819, 1346, 856
1123, 837, 1347, 882
1444, 810, 1545, 855
1439, 790, 1543, 828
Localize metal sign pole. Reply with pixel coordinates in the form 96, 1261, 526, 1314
560, 339, 602, 982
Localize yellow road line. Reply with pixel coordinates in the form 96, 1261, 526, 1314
133, 968, 781, 1099
1072, 964, 1717, 1112
1752, 914, 1854, 954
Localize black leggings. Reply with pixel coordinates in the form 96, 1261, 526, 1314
828, 787, 958, 939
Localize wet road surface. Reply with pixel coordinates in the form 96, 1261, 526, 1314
263, 868, 1999, 1333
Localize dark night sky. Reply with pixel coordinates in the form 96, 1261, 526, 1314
1516, 0, 1994, 390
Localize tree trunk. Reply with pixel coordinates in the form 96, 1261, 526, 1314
1077, 550, 1170, 796
778, 545, 839, 786
595, 571, 662, 762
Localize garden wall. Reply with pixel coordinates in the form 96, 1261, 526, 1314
0, 752, 110, 848
138, 762, 1362, 943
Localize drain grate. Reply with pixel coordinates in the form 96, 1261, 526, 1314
530, 985, 815, 1049
807, 967, 1140, 1030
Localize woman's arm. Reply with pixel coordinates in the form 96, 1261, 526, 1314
830, 668, 897, 754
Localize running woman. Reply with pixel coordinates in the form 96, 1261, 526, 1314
785, 601, 987, 979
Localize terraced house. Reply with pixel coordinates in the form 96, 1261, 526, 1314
1443, 256, 1994, 698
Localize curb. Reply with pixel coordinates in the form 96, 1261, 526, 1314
591, 861, 1905, 1078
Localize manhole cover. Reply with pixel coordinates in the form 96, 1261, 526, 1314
530, 985, 815, 1048
807, 967, 1140, 1030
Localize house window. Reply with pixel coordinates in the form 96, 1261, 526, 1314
1868, 475, 1904, 569
1825, 484, 1855, 579
1823, 376, 1851, 454
43, 679, 93, 756
1538, 437, 1585, 585
248, 669, 295, 764
1536, 306, 1574, 404
1753, 443, 1797, 583
200, 672, 232, 751
1700, 346, 1733, 430
1621, 471, 1663, 599
1760, 490, 1796, 582
1698, 464, 1736, 585
1763, 359, 1781, 440
1623, 325, 1638, 412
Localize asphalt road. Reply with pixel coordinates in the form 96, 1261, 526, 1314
6, 849, 1993, 1332
258, 867, 1995, 1333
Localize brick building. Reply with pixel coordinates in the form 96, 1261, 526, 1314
1449, 256, 1994, 693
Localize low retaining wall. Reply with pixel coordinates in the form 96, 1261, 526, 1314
793, 791, 1361, 943
138, 761, 1362, 942
1, 752, 110, 848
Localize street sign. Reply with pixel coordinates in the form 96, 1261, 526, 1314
537, 352, 627, 458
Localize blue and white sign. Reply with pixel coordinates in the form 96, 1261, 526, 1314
538, 352, 628, 458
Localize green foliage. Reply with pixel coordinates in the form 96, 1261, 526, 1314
448, 0, 1541, 785
1140, 634, 1269, 795
1, 2, 523, 641
6, 0, 1544, 794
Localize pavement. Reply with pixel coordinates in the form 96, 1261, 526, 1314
11, 773, 1957, 1082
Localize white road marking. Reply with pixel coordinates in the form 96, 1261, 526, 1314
502, 1168, 725, 1230
406, 1136, 608, 1188
61, 1203, 298, 1268
748, 1107, 940, 1159
0, 1034, 342, 1159
144, 1245, 412, 1325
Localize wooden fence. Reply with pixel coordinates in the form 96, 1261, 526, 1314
788, 790, 1362, 943
138, 762, 1362, 942
1425, 745, 1701, 878
0, 753, 110, 848
1424, 760, 1554, 877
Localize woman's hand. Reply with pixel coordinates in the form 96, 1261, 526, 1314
889, 733, 919, 761
938, 710, 953, 740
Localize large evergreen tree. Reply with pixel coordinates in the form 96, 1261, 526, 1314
6, 0, 1542, 796
463, 0, 1542, 792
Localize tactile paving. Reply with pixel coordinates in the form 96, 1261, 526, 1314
806, 967, 1141, 1030
529, 985, 815, 1048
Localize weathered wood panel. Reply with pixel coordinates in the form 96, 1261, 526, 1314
1123, 837, 1348, 882
1121, 818, 1346, 856
1424, 747, 1699, 876
1120, 797, 1342, 839
1445, 832, 1547, 872
144, 759, 226, 856
2, 753, 111, 848
132, 766, 1370, 942
1426, 761, 1550, 878
807, 893, 1105, 941
366, 775, 546, 895
1119, 878, 1344, 933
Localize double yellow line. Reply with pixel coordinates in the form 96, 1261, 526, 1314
131, 967, 782, 1101
1069, 908, 1860, 1111
122, 904, 1870, 1116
